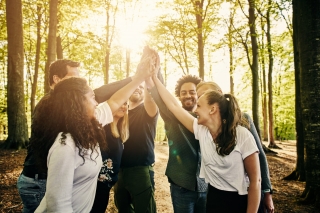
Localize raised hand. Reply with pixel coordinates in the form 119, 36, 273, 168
135, 46, 159, 80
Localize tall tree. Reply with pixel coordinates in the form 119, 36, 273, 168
104, 0, 118, 84
265, 0, 277, 148
192, 0, 205, 79
44, 0, 58, 93
4, 0, 28, 149
247, 0, 260, 135
283, 0, 305, 182
293, 0, 320, 206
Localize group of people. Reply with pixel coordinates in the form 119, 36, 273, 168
17, 46, 274, 213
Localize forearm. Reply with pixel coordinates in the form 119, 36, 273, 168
144, 85, 158, 117
107, 77, 144, 113
247, 181, 261, 213
152, 75, 194, 132
152, 75, 181, 110
94, 77, 132, 103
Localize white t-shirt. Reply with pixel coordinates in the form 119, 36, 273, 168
193, 119, 259, 195
95, 102, 113, 126
34, 101, 113, 212
35, 132, 102, 213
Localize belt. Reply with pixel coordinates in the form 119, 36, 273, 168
22, 170, 47, 179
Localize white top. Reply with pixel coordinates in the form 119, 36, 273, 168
35, 103, 112, 212
95, 102, 113, 126
35, 133, 102, 213
193, 119, 259, 195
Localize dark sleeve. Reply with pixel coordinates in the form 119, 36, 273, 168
148, 86, 177, 124
243, 112, 272, 191
93, 77, 132, 104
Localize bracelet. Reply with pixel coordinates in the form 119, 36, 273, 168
263, 189, 273, 194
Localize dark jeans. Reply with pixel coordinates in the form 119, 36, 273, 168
91, 181, 112, 213
17, 174, 46, 213
206, 184, 247, 213
114, 165, 156, 213
170, 182, 206, 213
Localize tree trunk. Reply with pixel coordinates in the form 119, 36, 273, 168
44, 0, 58, 93
105, 51, 110, 84
126, 48, 130, 78
4, 0, 28, 149
56, 35, 63, 59
295, 0, 320, 207
266, 0, 278, 148
283, 0, 306, 182
248, 0, 260, 137
31, 4, 42, 113
193, 0, 205, 80
228, 9, 235, 94
259, 18, 268, 141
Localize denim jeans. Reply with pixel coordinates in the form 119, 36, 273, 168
170, 182, 207, 213
17, 174, 47, 213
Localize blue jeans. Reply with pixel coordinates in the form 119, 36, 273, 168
17, 174, 47, 213
170, 182, 207, 213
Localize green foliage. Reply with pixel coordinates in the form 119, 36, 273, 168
0, 0, 296, 142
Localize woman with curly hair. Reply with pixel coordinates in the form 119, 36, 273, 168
33, 64, 153, 213
91, 101, 129, 213
150, 74, 261, 213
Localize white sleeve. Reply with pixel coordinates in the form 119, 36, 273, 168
45, 135, 75, 212
193, 118, 200, 140
238, 127, 259, 159
95, 102, 113, 126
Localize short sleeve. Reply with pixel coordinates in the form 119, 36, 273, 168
193, 118, 200, 140
237, 127, 259, 160
95, 102, 113, 126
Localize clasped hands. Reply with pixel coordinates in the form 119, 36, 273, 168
134, 46, 160, 83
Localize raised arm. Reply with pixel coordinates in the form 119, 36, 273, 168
107, 60, 152, 114
94, 77, 132, 104
151, 75, 194, 133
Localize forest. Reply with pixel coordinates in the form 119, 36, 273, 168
0, 0, 320, 210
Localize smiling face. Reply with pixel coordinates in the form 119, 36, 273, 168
179, 82, 198, 111
114, 101, 128, 119
129, 84, 144, 103
84, 87, 98, 120
194, 94, 213, 125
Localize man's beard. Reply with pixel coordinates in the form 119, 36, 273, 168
181, 98, 196, 111
129, 94, 143, 103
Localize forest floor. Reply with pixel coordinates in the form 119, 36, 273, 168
0, 140, 319, 213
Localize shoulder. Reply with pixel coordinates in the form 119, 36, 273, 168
236, 125, 251, 135
52, 132, 76, 151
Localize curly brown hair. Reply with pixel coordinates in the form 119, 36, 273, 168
31, 77, 107, 172
174, 75, 202, 97
204, 90, 241, 156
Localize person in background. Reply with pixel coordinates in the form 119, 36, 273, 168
151, 69, 261, 212
148, 74, 207, 213
114, 46, 159, 213
91, 101, 129, 213
196, 81, 274, 213
17, 58, 147, 213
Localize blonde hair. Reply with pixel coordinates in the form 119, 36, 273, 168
110, 112, 129, 143
196, 81, 222, 92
